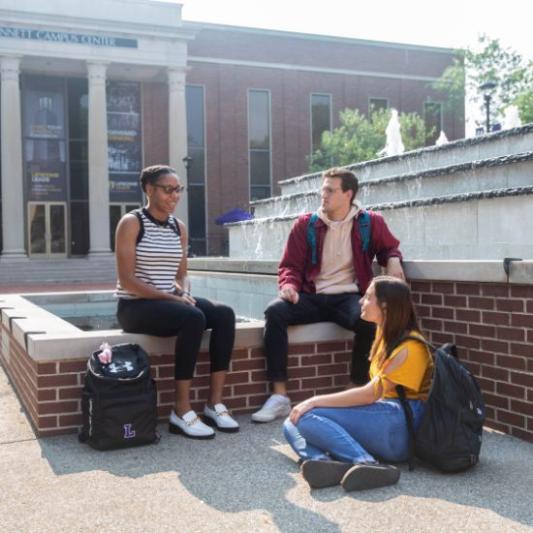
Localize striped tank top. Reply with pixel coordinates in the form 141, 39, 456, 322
115, 208, 183, 300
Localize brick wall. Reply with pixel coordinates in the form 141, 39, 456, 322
411, 281, 533, 444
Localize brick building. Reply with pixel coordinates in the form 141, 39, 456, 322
0, 0, 463, 261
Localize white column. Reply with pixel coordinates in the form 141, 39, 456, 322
168, 67, 188, 223
1, 56, 27, 260
87, 61, 111, 257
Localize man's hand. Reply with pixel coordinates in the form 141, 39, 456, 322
385, 257, 405, 281
279, 286, 299, 304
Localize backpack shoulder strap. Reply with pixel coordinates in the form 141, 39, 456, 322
358, 209, 371, 253
306, 213, 319, 265
396, 384, 416, 471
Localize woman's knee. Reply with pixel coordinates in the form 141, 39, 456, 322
183, 306, 206, 332
213, 304, 235, 327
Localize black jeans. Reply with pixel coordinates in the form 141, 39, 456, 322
263, 292, 375, 384
117, 297, 235, 380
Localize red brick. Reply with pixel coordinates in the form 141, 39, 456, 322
334, 352, 351, 363
496, 382, 525, 399
234, 383, 268, 395
469, 297, 495, 310
484, 393, 509, 410
157, 404, 172, 417
158, 366, 175, 378
58, 361, 87, 373
463, 361, 480, 375
511, 314, 533, 328
151, 353, 175, 365
411, 293, 420, 304
477, 377, 495, 392
410, 281, 431, 292
484, 406, 495, 421
37, 389, 56, 401
155, 378, 175, 391
224, 371, 249, 384
480, 339, 508, 354
58, 387, 83, 400
511, 400, 533, 417
36, 362, 57, 375
290, 366, 317, 378
497, 410, 525, 428
288, 343, 316, 355
421, 319, 443, 331
484, 420, 508, 433
421, 294, 442, 305
456, 309, 480, 322
510, 343, 533, 358
301, 376, 333, 389
482, 285, 508, 297
496, 300, 524, 313
316, 341, 347, 353
456, 283, 480, 295
250, 347, 265, 358
231, 348, 249, 360
38, 401, 79, 415
469, 324, 496, 337
482, 311, 509, 326
37, 416, 58, 429
527, 301, 533, 314
195, 363, 210, 375
496, 327, 525, 342
317, 363, 348, 376
510, 371, 533, 387
251, 370, 268, 382
191, 375, 210, 388
497, 355, 526, 371
37, 374, 78, 388
301, 354, 333, 366
432, 282, 455, 294
334, 374, 350, 386
289, 390, 315, 402
415, 305, 431, 318
481, 366, 509, 382
430, 332, 455, 345
150, 368, 157, 379
443, 321, 467, 334
159, 391, 175, 404
247, 394, 270, 409
444, 295, 467, 307
511, 286, 533, 298
231, 358, 265, 371
528, 330, 533, 343
287, 380, 302, 391
223, 397, 247, 410
455, 335, 481, 350
59, 414, 83, 427
432, 307, 454, 319
510, 427, 533, 444
528, 389, 533, 402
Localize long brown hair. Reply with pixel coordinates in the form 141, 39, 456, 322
369, 276, 421, 365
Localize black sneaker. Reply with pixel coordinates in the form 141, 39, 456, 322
301, 460, 353, 489
341, 463, 400, 492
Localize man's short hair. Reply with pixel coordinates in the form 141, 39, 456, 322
323, 167, 359, 204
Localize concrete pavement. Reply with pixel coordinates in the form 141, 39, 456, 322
0, 363, 532, 533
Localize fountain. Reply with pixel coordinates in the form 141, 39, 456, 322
378, 108, 405, 157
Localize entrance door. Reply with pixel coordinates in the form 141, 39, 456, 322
28, 202, 67, 257
110, 203, 141, 251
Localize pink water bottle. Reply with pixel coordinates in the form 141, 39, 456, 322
98, 342, 112, 364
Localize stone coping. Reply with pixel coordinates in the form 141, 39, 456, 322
0, 292, 351, 362
189, 258, 533, 285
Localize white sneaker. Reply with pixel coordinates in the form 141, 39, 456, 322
169, 409, 215, 439
203, 403, 240, 433
251, 394, 291, 423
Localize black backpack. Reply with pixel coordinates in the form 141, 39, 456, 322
79, 343, 159, 450
395, 337, 485, 472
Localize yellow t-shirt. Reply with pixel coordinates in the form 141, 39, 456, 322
369, 332, 433, 401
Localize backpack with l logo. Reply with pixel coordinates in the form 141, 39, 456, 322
395, 337, 485, 472
79, 343, 159, 450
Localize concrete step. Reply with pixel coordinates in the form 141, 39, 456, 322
277, 124, 533, 196
252, 151, 533, 218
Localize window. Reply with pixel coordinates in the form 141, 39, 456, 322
424, 102, 443, 145
310, 93, 331, 153
369, 98, 389, 113
248, 89, 271, 201
186, 85, 207, 256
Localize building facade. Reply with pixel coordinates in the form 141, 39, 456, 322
0, 0, 462, 260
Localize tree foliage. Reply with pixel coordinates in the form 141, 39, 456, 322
309, 108, 433, 171
434, 35, 533, 127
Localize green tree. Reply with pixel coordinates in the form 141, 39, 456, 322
309, 108, 433, 171
434, 35, 533, 127
514, 90, 533, 123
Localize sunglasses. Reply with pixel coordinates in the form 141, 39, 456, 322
152, 184, 185, 195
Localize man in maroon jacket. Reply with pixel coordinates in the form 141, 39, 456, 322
252, 167, 404, 423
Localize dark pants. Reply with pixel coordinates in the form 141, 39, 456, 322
263, 292, 375, 384
117, 297, 235, 380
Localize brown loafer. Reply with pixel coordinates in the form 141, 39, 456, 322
341, 463, 400, 492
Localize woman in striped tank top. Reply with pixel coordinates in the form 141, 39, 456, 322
115, 165, 239, 439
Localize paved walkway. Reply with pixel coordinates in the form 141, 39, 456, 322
0, 364, 532, 533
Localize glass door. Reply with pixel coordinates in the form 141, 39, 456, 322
110, 203, 141, 251
28, 202, 67, 257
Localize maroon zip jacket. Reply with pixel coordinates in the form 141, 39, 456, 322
278, 210, 402, 295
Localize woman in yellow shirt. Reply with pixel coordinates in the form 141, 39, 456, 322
283, 276, 432, 491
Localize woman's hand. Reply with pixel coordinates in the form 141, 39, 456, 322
289, 397, 317, 425
173, 293, 196, 306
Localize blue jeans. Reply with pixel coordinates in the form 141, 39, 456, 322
283, 399, 426, 464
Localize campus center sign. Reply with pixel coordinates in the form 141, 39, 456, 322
0, 26, 137, 48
